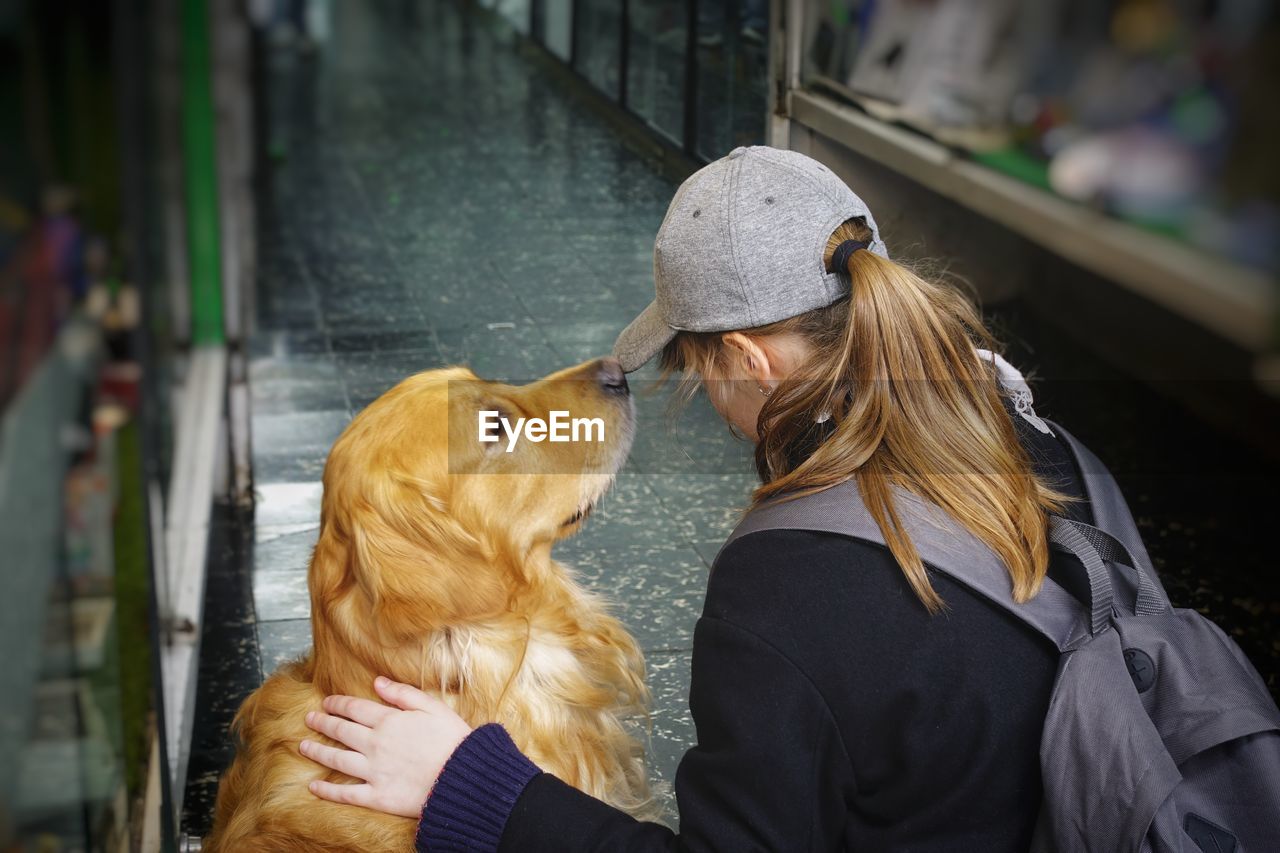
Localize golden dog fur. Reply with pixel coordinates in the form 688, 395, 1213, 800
206, 359, 652, 852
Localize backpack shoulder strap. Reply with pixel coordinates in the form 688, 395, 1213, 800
1045, 419, 1170, 611
720, 480, 1093, 651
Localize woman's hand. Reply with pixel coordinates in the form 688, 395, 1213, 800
300, 676, 473, 818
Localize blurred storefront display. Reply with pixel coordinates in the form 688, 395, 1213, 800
782, 0, 1277, 364
1, 0, 253, 849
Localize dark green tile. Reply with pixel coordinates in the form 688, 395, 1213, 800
254, 523, 320, 574
560, 542, 708, 652
253, 570, 311, 622
646, 472, 758, 542
435, 322, 567, 380
254, 482, 323, 528
249, 378, 350, 415
644, 651, 694, 824
249, 354, 338, 384
251, 409, 349, 456
257, 619, 313, 680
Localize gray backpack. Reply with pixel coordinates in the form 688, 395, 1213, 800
724, 420, 1280, 851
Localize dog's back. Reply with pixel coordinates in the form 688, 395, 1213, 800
207, 661, 418, 852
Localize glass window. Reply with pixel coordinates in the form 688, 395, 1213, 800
484, 0, 531, 35
694, 0, 769, 159
800, 0, 875, 98
541, 0, 573, 62
626, 0, 689, 144
573, 0, 623, 100
1, 4, 150, 845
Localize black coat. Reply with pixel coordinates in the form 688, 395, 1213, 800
499, 415, 1090, 852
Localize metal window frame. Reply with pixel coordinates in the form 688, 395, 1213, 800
618, 0, 630, 109
681, 0, 698, 154
538, 0, 705, 160
531, 0, 545, 43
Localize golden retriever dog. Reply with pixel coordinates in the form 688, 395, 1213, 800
206, 357, 653, 852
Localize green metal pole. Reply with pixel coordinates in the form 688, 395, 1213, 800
181, 0, 224, 344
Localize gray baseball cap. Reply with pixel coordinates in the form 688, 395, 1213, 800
613, 145, 889, 373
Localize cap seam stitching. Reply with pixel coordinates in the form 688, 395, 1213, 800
653, 177, 695, 314
724, 155, 757, 327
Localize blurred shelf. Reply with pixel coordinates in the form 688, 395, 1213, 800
790, 89, 1277, 353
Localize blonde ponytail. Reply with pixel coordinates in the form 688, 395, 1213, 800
663, 219, 1069, 612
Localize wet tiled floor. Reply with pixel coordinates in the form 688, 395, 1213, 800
183, 0, 1280, 837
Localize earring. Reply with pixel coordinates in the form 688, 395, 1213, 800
759, 385, 772, 397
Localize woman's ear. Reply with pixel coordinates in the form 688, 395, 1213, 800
721, 332, 777, 386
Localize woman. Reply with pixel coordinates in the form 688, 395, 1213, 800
298, 146, 1091, 851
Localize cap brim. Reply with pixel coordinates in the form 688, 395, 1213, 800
613, 300, 677, 373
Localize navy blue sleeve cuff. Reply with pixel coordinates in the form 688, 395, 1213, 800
416, 723, 542, 853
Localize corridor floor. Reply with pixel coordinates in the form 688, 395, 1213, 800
183, 0, 1280, 838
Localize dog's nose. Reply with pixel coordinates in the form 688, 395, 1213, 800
597, 357, 629, 396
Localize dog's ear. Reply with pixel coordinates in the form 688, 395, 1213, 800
338, 478, 510, 638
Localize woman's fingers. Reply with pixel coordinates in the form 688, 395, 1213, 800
299, 683, 474, 819
373, 676, 438, 713
299, 739, 369, 780
308, 779, 375, 808
306, 710, 373, 752
321, 694, 394, 728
